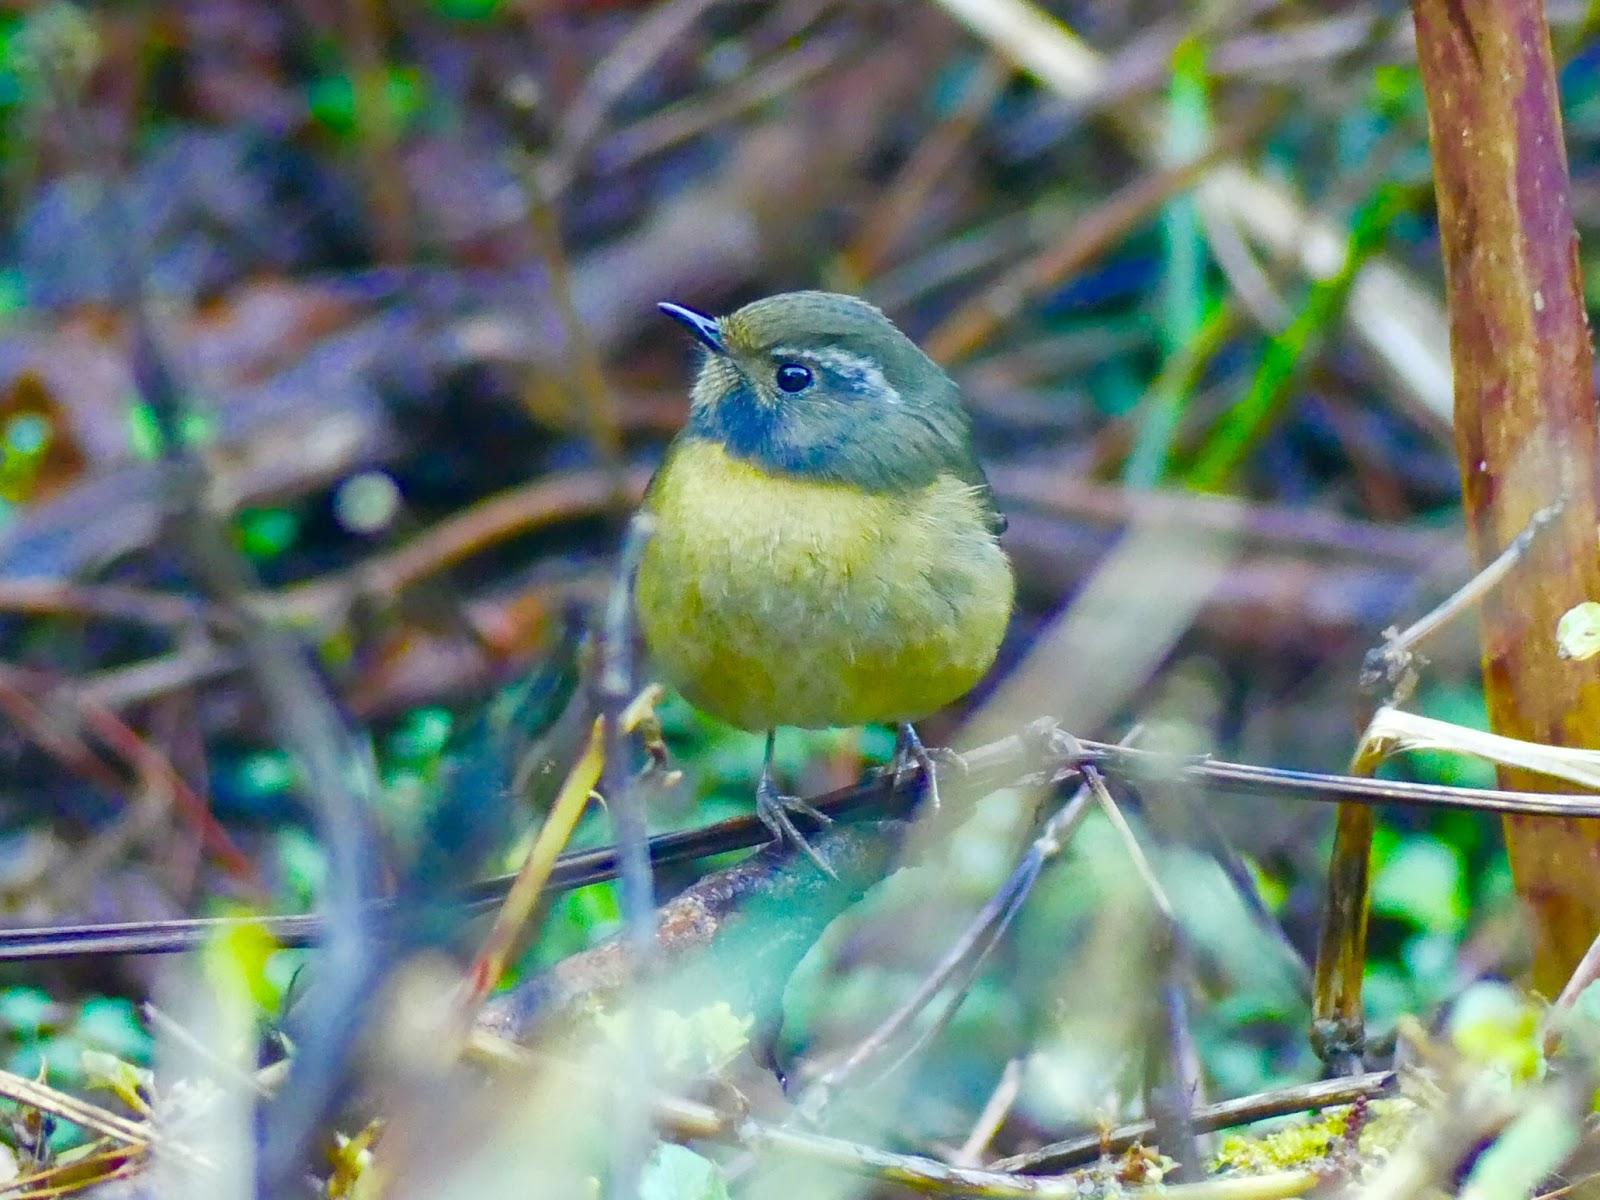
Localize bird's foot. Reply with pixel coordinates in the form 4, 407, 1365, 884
892, 723, 961, 812
756, 770, 836, 878
620, 683, 684, 789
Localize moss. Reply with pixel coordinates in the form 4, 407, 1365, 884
1212, 1098, 1418, 1174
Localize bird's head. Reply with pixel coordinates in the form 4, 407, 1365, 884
658, 290, 970, 490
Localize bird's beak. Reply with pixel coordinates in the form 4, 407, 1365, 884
657, 301, 726, 356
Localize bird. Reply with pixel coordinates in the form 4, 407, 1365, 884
635, 290, 1014, 872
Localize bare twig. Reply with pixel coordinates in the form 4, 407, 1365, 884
953, 1058, 1023, 1167
841, 52, 1010, 282
271, 466, 654, 628
540, 0, 729, 197
599, 36, 850, 175
520, 160, 629, 506
594, 514, 658, 1200
0, 580, 218, 631
0, 665, 259, 887
733, 1122, 1315, 1199
461, 718, 605, 1014
991, 1071, 1396, 1173
0, 1066, 208, 1170
1362, 500, 1566, 703
794, 741, 1110, 1118
1553, 927, 1600, 1013
923, 118, 1269, 364
599, 515, 660, 970
471, 1033, 1322, 1200
8, 724, 1600, 965
1083, 767, 1201, 1177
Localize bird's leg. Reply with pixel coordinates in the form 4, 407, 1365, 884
891, 722, 967, 812
756, 730, 836, 878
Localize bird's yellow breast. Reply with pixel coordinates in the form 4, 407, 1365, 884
635, 438, 1013, 731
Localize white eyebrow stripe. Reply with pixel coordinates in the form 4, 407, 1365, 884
769, 346, 902, 405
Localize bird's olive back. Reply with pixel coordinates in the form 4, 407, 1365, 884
685, 291, 974, 492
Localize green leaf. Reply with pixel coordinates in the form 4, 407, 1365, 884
127, 402, 163, 460
429, 0, 505, 18
125, 401, 215, 459
0, 987, 59, 1038
236, 750, 298, 801
309, 65, 427, 138
639, 1144, 730, 1200
1159, 37, 1210, 357
1126, 35, 1212, 488
1185, 184, 1408, 490
1372, 837, 1465, 933
389, 707, 454, 763
74, 997, 152, 1063
235, 507, 300, 561
1448, 982, 1543, 1083
80, 1048, 153, 1103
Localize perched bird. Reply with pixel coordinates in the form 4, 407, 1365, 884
637, 291, 1014, 870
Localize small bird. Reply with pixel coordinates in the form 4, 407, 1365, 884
636, 291, 1014, 870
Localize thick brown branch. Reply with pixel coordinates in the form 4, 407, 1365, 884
1413, 0, 1600, 988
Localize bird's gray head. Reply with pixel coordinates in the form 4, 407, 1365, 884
658, 290, 970, 491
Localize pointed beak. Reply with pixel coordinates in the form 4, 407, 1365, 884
657, 301, 726, 355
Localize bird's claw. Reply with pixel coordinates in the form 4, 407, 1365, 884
756, 773, 836, 879
1021, 718, 1085, 765
892, 723, 953, 812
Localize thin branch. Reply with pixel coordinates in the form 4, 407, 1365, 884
538, 0, 728, 198
794, 766, 1100, 1119
1362, 500, 1566, 703
1553, 925, 1600, 1012
599, 516, 660, 969
1084, 767, 1201, 1177
734, 1121, 1315, 1200
993, 1071, 1395, 1173
0, 1066, 205, 1169
953, 1058, 1023, 1167
923, 118, 1271, 364
7, 723, 1600, 964
594, 514, 658, 1200
0, 580, 219, 631
598, 36, 850, 176
270, 465, 654, 629
841, 52, 1010, 282
520, 160, 629, 507
460, 718, 605, 1014
470, 1033, 1322, 1200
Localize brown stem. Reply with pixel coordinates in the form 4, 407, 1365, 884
1412, 0, 1600, 991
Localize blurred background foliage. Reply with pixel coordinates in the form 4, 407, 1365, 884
0, 0, 1580, 1183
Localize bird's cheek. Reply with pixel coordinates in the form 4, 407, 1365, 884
740, 382, 782, 411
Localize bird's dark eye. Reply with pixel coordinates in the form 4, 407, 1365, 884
775, 363, 813, 393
